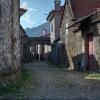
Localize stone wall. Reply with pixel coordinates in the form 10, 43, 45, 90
0, 0, 21, 84
20, 26, 32, 63
12, 0, 21, 72
95, 22, 100, 71
66, 12, 100, 71
60, 2, 84, 70
93, 28, 100, 71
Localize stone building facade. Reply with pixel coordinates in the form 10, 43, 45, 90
20, 9, 33, 63
60, 0, 100, 71
20, 26, 33, 63
74, 12, 100, 71
30, 33, 51, 61
0, 0, 21, 84
40, 33, 51, 61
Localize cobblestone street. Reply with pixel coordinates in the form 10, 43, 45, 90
1, 62, 100, 100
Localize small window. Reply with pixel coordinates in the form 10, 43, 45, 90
65, 23, 68, 34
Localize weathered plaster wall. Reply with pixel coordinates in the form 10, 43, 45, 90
50, 18, 55, 43
55, 13, 61, 40
50, 12, 62, 65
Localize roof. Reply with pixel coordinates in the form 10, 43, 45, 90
60, 0, 100, 27
60, 1, 66, 27
70, 0, 100, 19
20, 8, 27, 17
67, 11, 100, 29
47, 6, 64, 21
20, 8, 28, 37
40, 33, 50, 37
20, 25, 28, 37
29, 37, 50, 45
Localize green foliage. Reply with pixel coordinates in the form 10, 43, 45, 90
84, 72, 100, 80
0, 69, 32, 95
47, 60, 53, 65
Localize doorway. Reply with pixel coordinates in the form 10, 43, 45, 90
86, 33, 94, 70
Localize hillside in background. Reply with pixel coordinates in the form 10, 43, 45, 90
25, 22, 50, 37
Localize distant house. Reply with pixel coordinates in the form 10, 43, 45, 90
60, 0, 100, 71
20, 8, 33, 63
20, 8, 27, 63
47, 0, 65, 65
40, 32, 51, 60
30, 29, 51, 61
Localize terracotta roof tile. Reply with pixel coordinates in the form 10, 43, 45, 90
71, 0, 100, 19
47, 6, 64, 21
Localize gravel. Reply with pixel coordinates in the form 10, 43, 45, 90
1, 61, 100, 100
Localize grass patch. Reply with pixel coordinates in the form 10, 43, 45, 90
84, 72, 100, 80
47, 60, 53, 65
0, 69, 33, 95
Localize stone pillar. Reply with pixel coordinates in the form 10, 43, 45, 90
0, 0, 20, 84
38, 44, 41, 61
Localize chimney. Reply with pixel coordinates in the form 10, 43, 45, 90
43, 27, 47, 35
54, 0, 61, 11
43, 29, 47, 35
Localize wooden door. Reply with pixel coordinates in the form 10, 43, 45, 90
87, 34, 94, 70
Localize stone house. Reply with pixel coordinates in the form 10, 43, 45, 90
60, 0, 100, 71
20, 8, 33, 63
0, 0, 21, 84
30, 32, 51, 61
47, 0, 65, 65
40, 33, 51, 60
20, 25, 33, 63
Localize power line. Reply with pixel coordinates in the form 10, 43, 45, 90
32, 16, 47, 27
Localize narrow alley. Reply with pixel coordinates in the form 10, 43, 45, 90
1, 62, 100, 100
0, 0, 100, 99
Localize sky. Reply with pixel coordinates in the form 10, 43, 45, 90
20, 0, 65, 29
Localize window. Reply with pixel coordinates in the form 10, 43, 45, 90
65, 23, 68, 34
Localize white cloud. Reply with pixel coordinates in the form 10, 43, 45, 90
21, 2, 38, 12
21, 14, 30, 22
21, 2, 28, 9
28, 8, 38, 12
20, 1, 38, 28
21, 14, 35, 28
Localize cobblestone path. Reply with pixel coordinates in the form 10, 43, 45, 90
1, 62, 100, 100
